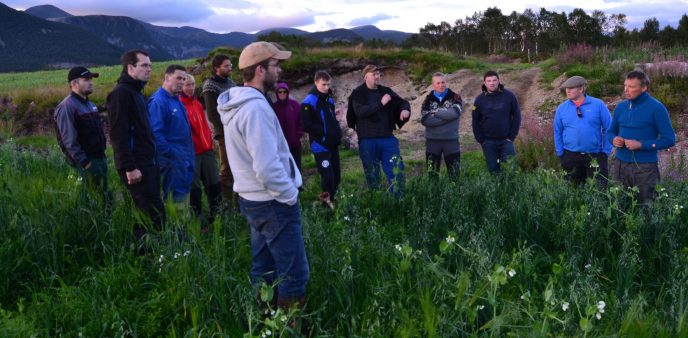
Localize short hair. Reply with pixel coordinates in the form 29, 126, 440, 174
626, 70, 650, 87
432, 72, 445, 78
165, 64, 186, 75
483, 70, 499, 80
241, 59, 271, 83
183, 73, 195, 82
212, 54, 231, 71
121, 49, 149, 72
314, 70, 331, 82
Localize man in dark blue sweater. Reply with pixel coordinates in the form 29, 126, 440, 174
472, 70, 522, 174
607, 70, 675, 204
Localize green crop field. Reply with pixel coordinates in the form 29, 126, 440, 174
0, 138, 687, 337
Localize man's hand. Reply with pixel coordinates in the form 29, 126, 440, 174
84, 162, 92, 170
400, 110, 410, 120
624, 139, 642, 150
381, 94, 392, 106
612, 136, 625, 147
126, 169, 143, 185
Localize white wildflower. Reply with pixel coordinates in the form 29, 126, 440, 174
395, 244, 402, 252
597, 301, 606, 310
265, 329, 272, 336
173, 252, 180, 259
596, 312, 602, 320
478, 305, 485, 310
183, 250, 191, 257
585, 263, 592, 269
343, 216, 351, 221
562, 302, 569, 311
158, 255, 165, 264
446, 235, 456, 244
508, 269, 516, 278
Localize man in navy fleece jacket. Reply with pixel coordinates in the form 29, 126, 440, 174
607, 70, 675, 204
472, 70, 522, 174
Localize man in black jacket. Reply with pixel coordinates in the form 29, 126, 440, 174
347, 65, 410, 195
107, 49, 165, 238
471, 70, 521, 174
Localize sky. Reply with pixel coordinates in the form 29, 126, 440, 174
6, 0, 688, 34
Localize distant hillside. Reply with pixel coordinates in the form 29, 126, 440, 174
24, 4, 72, 20
9, 4, 412, 72
53, 15, 175, 60
0, 3, 120, 72
351, 25, 410, 44
307, 28, 363, 43
256, 27, 309, 36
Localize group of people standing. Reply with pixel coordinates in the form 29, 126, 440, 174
53, 41, 676, 315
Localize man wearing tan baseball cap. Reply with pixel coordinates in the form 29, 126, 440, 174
217, 42, 309, 314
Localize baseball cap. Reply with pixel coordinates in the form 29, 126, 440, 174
560, 75, 587, 89
238, 41, 291, 70
68, 66, 99, 82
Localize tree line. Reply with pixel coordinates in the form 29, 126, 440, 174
405, 7, 688, 58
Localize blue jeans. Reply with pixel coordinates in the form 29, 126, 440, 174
481, 139, 516, 174
358, 137, 405, 195
238, 197, 310, 298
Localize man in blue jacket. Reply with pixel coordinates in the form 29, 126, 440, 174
472, 70, 521, 174
301, 70, 342, 203
607, 70, 675, 204
554, 75, 612, 185
148, 65, 195, 206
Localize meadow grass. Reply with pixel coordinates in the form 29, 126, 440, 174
0, 139, 687, 337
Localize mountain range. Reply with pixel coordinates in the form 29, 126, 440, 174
0, 4, 411, 72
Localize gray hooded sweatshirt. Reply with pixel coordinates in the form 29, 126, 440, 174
217, 86, 302, 205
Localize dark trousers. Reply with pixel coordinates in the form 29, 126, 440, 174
217, 137, 236, 206
290, 146, 302, 173
190, 151, 222, 219
118, 165, 166, 236
426, 139, 461, 178
75, 157, 112, 207
559, 150, 608, 186
313, 147, 341, 200
481, 139, 516, 174
610, 158, 660, 205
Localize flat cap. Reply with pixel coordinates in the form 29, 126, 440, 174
560, 75, 587, 89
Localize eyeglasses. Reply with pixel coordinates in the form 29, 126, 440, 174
576, 107, 582, 118
276, 90, 287, 94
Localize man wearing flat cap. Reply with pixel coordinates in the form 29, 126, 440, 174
54, 66, 109, 204
217, 41, 309, 312
346, 64, 411, 196
553, 75, 612, 185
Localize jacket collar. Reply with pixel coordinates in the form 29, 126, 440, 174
118, 71, 146, 92
629, 91, 649, 106
481, 83, 504, 95
70, 91, 89, 104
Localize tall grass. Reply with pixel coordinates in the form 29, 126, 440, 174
0, 140, 687, 337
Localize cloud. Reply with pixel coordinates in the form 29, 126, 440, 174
194, 11, 316, 33
347, 14, 396, 26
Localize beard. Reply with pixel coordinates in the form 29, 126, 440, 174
263, 73, 278, 91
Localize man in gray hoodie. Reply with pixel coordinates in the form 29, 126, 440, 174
217, 42, 308, 311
